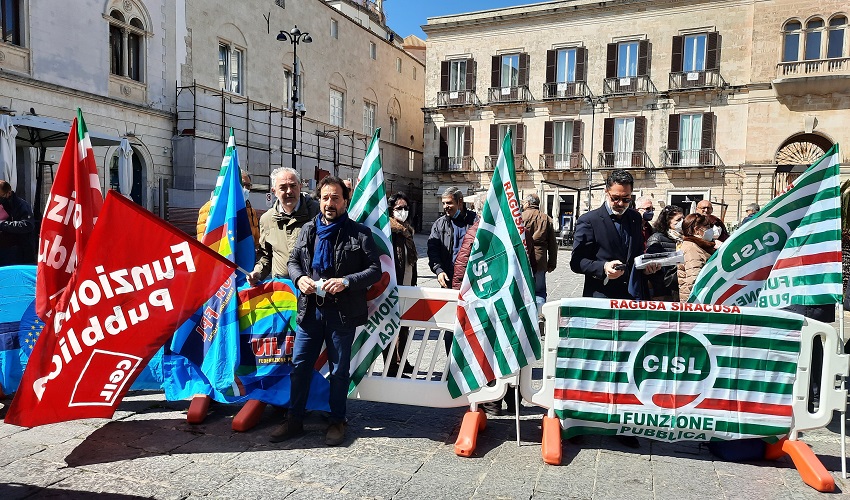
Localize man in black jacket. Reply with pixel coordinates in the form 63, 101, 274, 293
0, 180, 35, 266
427, 186, 477, 288
270, 176, 381, 446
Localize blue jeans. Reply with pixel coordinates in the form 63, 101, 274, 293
534, 270, 547, 302
289, 303, 355, 423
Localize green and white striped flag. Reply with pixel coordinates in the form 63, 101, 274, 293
210, 128, 237, 206
554, 298, 804, 442
690, 145, 841, 307
347, 128, 401, 391
447, 132, 541, 398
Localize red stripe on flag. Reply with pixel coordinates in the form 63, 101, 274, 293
402, 299, 449, 322
239, 280, 294, 302
314, 349, 328, 371
696, 398, 793, 416
554, 389, 641, 405
773, 251, 842, 270
457, 306, 495, 382
714, 283, 746, 305
201, 224, 227, 247
738, 265, 774, 282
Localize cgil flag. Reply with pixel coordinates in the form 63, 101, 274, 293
554, 298, 803, 442
689, 145, 841, 307
36, 108, 104, 319
346, 128, 401, 391
163, 130, 255, 399
447, 131, 541, 398
4, 192, 234, 427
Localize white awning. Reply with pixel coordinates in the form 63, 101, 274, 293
12, 114, 122, 148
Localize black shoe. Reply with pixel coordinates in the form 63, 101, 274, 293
615, 435, 641, 449
481, 402, 502, 416
269, 418, 304, 443
325, 422, 347, 446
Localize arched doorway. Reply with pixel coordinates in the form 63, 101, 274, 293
109, 145, 146, 205
772, 133, 833, 196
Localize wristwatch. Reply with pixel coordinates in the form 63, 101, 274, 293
342, 277, 350, 288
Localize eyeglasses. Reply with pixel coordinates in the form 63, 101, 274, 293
608, 195, 632, 204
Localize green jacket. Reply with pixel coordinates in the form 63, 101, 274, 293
253, 194, 319, 279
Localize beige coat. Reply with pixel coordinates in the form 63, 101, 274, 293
521, 207, 558, 273
676, 238, 715, 299
253, 194, 319, 279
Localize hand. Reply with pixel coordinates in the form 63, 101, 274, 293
323, 277, 348, 295
247, 271, 261, 286
604, 261, 626, 280
297, 276, 317, 295
643, 262, 661, 275
437, 272, 449, 288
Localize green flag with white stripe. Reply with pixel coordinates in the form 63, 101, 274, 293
554, 298, 803, 442
690, 145, 841, 307
347, 128, 401, 391
447, 131, 541, 398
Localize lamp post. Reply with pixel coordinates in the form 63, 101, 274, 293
277, 25, 312, 172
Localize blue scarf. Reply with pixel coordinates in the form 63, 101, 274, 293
311, 212, 348, 274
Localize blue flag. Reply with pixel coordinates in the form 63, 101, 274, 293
163, 130, 256, 400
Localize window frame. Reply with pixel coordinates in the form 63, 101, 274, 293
448, 59, 467, 91
682, 33, 707, 72
396, 57, 402, 73
330, 19, 338, 39
362, 100, 376, 136
218, 41, 245, 95
389, 116, 398, 143
1, 0, 22, 46
556, 48, 577, 83
369, 41, 377, 60
447, 126, 466, 164
553, 120, 574, 168
679, 114, 704, 166
500, 53, 520, 87
827, 16, 847, 58
783, 20, 802, 62
107, 6, 147, 83
804, 18, 825, 60
330, 88, 345, 127
617, 41, 640, 77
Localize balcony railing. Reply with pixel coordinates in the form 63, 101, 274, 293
436, 90, 481, 107
663, 149, 724, 169
542, 81, 592, 100
669, 69, 726, 91
602, 75, 657, 96
432, 156, 478, 172
487, 85, 532, 104
484, 154, 528, 170
598, 151, 655, 170
777, 57, 850, 78
539, 153, 589, 171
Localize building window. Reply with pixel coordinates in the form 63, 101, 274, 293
107, 8, 146, 82
396, 57, 402, 73
500, 54, 520, 87
408, 150, 414, 172
679, 114, 703, 166
389, 116, 398, 143
413, 66, 417, 80
1, 0, 22, 45
330, 88, 344, 127
828, 16, 847, 58
614, 117, 635, 167
683, 34, 707, 72
369, 41, 377, 60
449, 59, 467, 91
447, 126, 465, 168
553, 121, 574, 168
617, 41, 640, 77
363, 101, 376, 136
557, 48, 577, 82
805, 18, 825, 60
219, 42, 244, 94
330, 19, 338, 39
783, 21, 802, 62
498, 123, 518, 149
283, 68, 293, 109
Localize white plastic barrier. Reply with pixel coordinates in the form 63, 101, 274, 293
350, 286, 514, 408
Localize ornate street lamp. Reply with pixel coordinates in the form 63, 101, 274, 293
277, 25, 312, 172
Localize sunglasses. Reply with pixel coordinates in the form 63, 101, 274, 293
608, 195, 632, 203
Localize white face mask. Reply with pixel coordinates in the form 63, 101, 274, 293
242, 187, 250, 201
702, 227, 716, 241
673, 220, 683, 233
393, 208, 409, 222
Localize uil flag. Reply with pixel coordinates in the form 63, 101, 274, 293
163, 130, 255, 399
690, 145, 841, 307
346, 128, 401, 390
36, 109, 104, 319
5, 193, 234, 427
447, 131, 541, 398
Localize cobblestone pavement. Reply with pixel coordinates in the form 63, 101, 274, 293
0, 234, 847, 499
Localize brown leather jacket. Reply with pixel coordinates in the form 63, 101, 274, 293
521, 207, 558, 273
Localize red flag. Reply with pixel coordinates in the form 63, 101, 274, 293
36, 109, 104, 319
5, 192, 235, 427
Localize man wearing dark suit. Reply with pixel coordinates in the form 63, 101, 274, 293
570, 170, 659, 299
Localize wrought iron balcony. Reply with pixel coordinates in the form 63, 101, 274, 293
669, 69, 726, 91
484, 154, 528, 170
432, 156, 478, 172
602, 75, 657, 96
663, 149, 724, 169
487, 85, 532, 104
539, 153, 589, 171
597, 151, 655, 170
542, 81, 592, 100
436, 90, 481, 107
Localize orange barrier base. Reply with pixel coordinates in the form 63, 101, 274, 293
454, 409, 487, 457
232, 400, 267, 432
186, 395, 211, 424
780, 439, 835, 492
763, 437, 787, 461
541, 415, 562, 465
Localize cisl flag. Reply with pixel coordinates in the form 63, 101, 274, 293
36, 109, 104, 319
5, 192, 235, 427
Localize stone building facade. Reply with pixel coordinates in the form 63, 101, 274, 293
421, 0, 849, 229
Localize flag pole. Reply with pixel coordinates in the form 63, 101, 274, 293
840, 302, 846, 479
514, 382, 521, 446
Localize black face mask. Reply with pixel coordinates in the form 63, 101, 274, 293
0, 196, 11, 209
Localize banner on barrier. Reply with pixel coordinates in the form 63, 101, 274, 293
554, 298, 804, 442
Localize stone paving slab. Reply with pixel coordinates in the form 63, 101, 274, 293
1, 242, 849, 498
